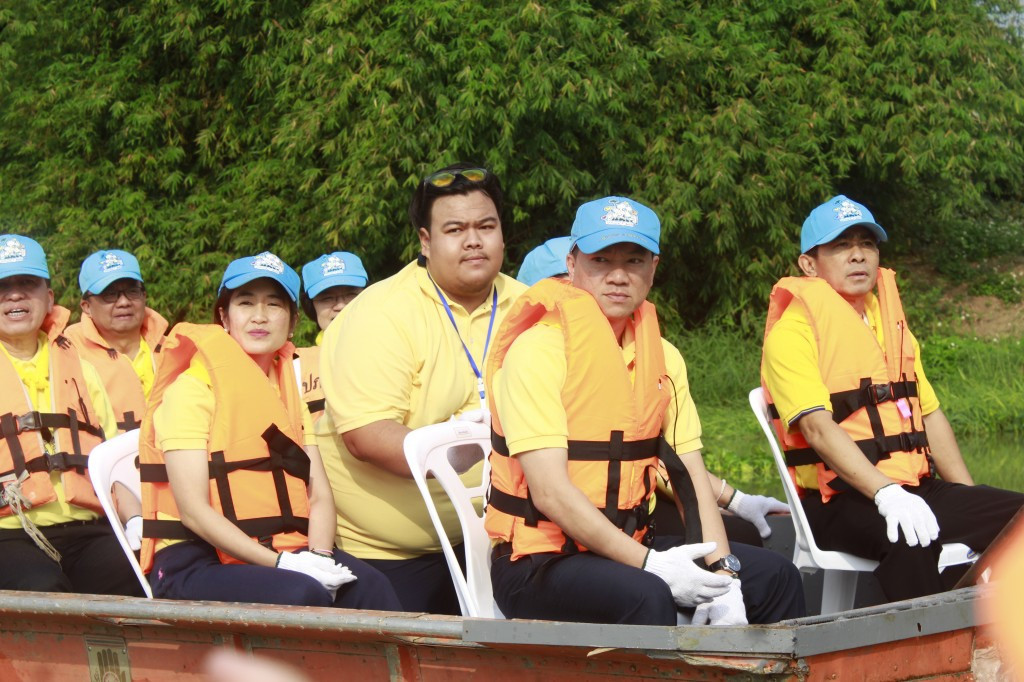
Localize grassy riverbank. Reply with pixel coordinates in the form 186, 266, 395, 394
673, 326, 1024, 498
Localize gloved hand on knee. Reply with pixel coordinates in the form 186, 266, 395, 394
727, 490, 790, 539
873, 483, 940, 547
642, 542, 733, 608
277, 550, 358, 599
124, 515, 143, 551
691, 578, 747, 626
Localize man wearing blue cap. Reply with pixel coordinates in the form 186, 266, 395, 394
67, 250, 168, 434
296, 252, 368, 418
485, 197, 804, 625
516, 237, 573, 287
0, 235, 144, 596
761, 195, 1023, 600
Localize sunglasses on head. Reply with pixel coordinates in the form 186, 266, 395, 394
423, 168, 488, 188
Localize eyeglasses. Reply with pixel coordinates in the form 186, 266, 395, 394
423, 168, 488, 188
93, 285, 145, 303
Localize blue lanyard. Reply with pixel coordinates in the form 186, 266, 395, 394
430, 279, 498, 409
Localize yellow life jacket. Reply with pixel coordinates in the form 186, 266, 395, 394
761, 269, 931, 502
485, 279, 672, 560
65, 307, 168, 431
0, 306, 105, 516
139, 323, 311, 570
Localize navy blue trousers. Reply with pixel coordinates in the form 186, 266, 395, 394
491, 535, 805, 626
803, 478, 1024, 601
150, 540, 402, 610
0, 519, 144, 596
363, 544, 466, 615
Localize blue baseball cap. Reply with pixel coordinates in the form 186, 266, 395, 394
79, 249, 143, 295
219, 251, 300, 302
0, 235, 49, 281
517, 236, 573, 287
301, 252, 368, 299
801, 195, 888, 254
570, 196, 660, 255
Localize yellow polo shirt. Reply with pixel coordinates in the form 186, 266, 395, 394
0, 334, 118, 529
131, 337, 155, 399
317, 261, 527, 560
492, 321, 703, 457
762, 293, 938, 489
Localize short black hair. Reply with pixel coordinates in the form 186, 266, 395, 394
408, 162, 503, 234
299, 288, 316, 322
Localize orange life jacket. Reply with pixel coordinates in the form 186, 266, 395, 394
65, 307, 168, 431
294, 345, 324, 420
0, 306, 105, 516
484, 279, 671, 560
139, 323, 311, 570
761, 269, 931, 503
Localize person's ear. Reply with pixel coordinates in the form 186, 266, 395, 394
798, 253, 817, 277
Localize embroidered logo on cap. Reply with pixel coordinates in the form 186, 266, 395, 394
252, 251, 285, 274
321, 255, 346, 277
834, 199, 863, 223
99, 252, 125, 272
0, 238, 27, 264
601, 199, 639, 227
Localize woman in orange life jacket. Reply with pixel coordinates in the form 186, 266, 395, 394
295, 252, 368, 421
139, 252, 399, 609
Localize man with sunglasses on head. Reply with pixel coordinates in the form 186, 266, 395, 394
0, 235, 144, 596
316, 163, 527, 614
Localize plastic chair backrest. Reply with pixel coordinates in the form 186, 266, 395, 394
403, 420, 500, 618
87, 429, 153, 598
748, 387, 879, 573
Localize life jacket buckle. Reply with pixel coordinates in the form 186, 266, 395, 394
14, 411, 43, 434
43, 451, 70, 472
868, 383, 894, 405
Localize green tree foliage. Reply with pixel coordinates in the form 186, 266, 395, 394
1, 0, 1022, 330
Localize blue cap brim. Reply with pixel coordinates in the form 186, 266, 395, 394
220, 271, 300, 302
306, 275, 367, 299
573, 229, 660, 255
803, 222, 888, 253
0, 264, 50, 281
84, 272, 143, 296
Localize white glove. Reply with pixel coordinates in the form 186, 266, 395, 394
691, 578, 747, 626
727, 491, 790, 539
874, 483, 940, 547
643, 542, 733, 608
124, 515, 143, 551
450, 408, 490, 424
277, 551, 358, 599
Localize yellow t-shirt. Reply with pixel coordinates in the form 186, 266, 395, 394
762, 292, 938, 488
492, 321, 702, 457
317, 261, 527, 560
130, 337, 155, 400
0, 333, 118, 528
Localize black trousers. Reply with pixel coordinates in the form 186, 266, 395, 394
491, 535, 805, 626
802, 478, 1024, 601
363, 544, 466, 615
652, 495, 764, 547
0, 519, 144, 596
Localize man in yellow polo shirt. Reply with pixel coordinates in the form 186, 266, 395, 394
67, 249, 168, 434
0, 234, 144, 596
761, 195, 1023, 601
485, 197, 803, 625
317, 163, 527, 613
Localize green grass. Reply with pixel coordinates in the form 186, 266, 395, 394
669, 327, 1024, 497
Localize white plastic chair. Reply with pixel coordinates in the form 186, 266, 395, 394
88, 428, 153, 598
403, 420, 501, 618
748, 387, 975, 613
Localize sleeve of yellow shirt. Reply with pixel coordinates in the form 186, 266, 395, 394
153, 369, 214, 452
761, 301, 832, 430
492, 324, 569, 456
660, 339, 703, 454
321, 296, 418, 433
909, 329, 939, 415
80, 359, 119, 441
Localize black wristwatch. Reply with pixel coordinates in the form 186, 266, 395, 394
707, 554, 741, 578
